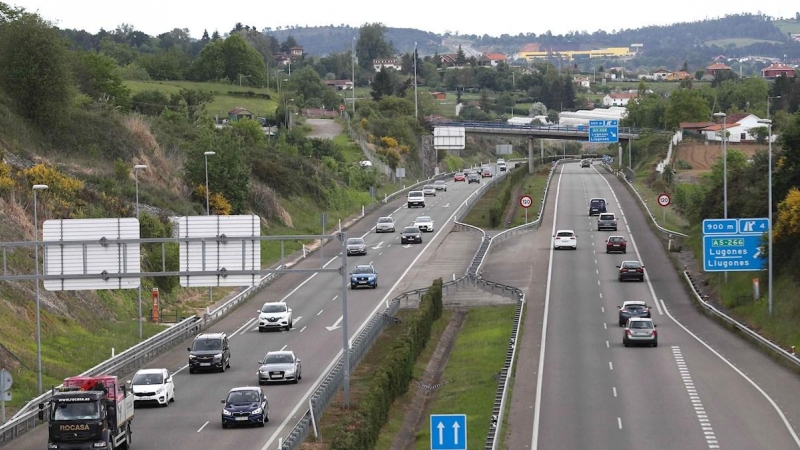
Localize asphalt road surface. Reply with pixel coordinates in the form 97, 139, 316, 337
12, 172, 496, 450
484, 161, 800, 450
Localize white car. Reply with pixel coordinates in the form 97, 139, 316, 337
407, 191, 425, 208
413, 216, 435, 232
130, 368, 175, 407
257, 301, 293, 331
433, 180, 447, 191
422, 185, 437, 196
376, 216, 395, 233
552, 229, 578, 250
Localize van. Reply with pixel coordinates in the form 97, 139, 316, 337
407, 191, 425, 208
589, 198, 607, 216
188, 332, 231, 373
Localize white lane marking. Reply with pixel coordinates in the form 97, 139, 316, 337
609, 361, 614, 371
261, 178, 485, 450
317, 310, 324, 316
531, 165, 565, 450
671, 347, 718, 449
299, 326, 307, 333
662, 305, 800, 447
604, 323, 607, 329
601, 306, 605, 313
231, 318, 256, 337
280, 344, 287, 351
174, 363, 189, 374
606, 341, 610, 348
379, 252, 384, 256
618, 417, 622, 430
197, 421, 209, 433
331, 295, 338, 301
599, 293, 603, 299
293, 316, 302, 326
613, 386, 617, 397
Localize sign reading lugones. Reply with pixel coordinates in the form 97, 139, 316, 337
43, 218, 141, 291
702, 218, 768, 272
177, 215, 261, 287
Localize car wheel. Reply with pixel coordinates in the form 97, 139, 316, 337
373, 284, 377, 289
171, 391, 175, 403
265, 408, 270, 423
606, 249, 610, 253
293, 377, 299, 384
298, 370, 302, 380
618, 277, 623, 282
222, 423, 228, 429
653, 340, 658, 347
189, 368, 195, 374
640, 277, 645, 282
623, 249, 627, 254
259, 414, 266, 427
226, 357, 231, 369
623, 339, 629, 347
258, 327, 264, 332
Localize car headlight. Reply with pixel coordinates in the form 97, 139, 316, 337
213, 353, 223, 360
222, 409, 232, 416
155, 387, 164, 394
368, 276, 375, 281
189, 355, 196, 359
284, 368, 295, 375
252, 408, 262, 415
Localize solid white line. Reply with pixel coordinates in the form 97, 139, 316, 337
531, 165, 564, 450
197, 421, 209, 433
174, 363, 189, 374
294, 316, 302, 325
661, 302, 800, 447
231, 318, 256, 337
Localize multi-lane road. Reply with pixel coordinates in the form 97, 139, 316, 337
13, 171, 496, 450
486, 162, 800, 450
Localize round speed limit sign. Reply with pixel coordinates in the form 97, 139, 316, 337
657, 193, 671, 207
519, 195, 533, 209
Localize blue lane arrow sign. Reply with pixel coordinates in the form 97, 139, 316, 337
430, 414, 467, 450
738, 218, 769, 234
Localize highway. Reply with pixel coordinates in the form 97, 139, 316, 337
484, 162, 800, 450
11, 171, 497, 450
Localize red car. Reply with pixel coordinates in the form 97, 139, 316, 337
454, 172, 466, 182
481, 167, 493, 178
606, 236, 627, 253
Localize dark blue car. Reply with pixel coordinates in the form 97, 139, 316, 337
350, 264, 378, 289
221, 387, 269, 428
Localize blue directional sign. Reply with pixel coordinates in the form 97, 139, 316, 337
430, 414, 467, 450
702, 219, 738, 235
703, 234, 766, 272
738, 218, 769, 234
589, 120, 619, 143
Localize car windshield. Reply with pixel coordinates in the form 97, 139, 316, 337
456, 172, 464, 176
261, 304, 286, 313
353, 266, 374, 274
264, 354, 294, 364
378, 217, 393, 223
346, 238, 364, 245
556, 232, 574, 237
404, 227, 420, 233
53, 402, 99, 421
424, 185, 434, 189
416, 217, 432, 223
630, 321, 653, 329
192, 339, 222, 351
132, 372, 164, 385
409, 191, 423, 197
227, 391, 260, 404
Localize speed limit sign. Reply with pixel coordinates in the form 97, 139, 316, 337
519, 195, 533, 209
657, 193, 671, 207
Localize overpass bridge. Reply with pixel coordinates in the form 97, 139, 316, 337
432, 120, 640, 142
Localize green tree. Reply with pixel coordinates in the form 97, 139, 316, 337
222, 34, 266, 85
293, 66, 327, 106
191, 39, 225, 81
478, 89, 491, 113
280, 35, 298, 53
356, 23, 393, 69
98, 36, 139, 66
132, 90, 169, 116
774, 112, 800, 207
183, 129, 251, 214
0, 2, 25, 23
73, 50, 132, 109
137, 47, 191, 80
456, 45, 467, 65
663, 89, 711, 129
623, 93, 667, 129
0, 13, 72, 126
371, 66, 393, 101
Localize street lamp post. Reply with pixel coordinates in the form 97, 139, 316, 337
413, 42, 418, 120
134, 164, 148, 339
767, 95, 780, 121
33, 183, 49, 395
713, 112, 728, 219
758, 119, 774, 316
351, 37, 356, 115
203, 152, 215, 215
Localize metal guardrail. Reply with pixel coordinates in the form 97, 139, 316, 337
682, 270, 800, 370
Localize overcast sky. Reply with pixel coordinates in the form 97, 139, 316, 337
13, 0, 798, 40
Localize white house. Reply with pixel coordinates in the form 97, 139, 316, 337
373, 58, 401, 72
573, 76, 591, 88
602, 92, 638, 107
652, 68, 671, 80
701, 113, 773, 143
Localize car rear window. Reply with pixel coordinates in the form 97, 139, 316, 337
600, 214, 615, 220
591, 199, 606, 206
622, 261, 642, 268
630, 321, 653, 329
556, 232, 574, 237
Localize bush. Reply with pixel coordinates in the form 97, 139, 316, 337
226, 91, 271, 100
489, 167, 528, 227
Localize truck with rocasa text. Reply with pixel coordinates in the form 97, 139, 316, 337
40, 375, 134, 449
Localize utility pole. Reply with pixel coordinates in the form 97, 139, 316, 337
414, 42, 419, 120
351, 37, 356, 115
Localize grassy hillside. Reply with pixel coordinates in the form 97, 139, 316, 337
705, 38, 784, 47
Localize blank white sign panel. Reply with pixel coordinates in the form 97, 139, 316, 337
177, 215, 261, 287
42, 218, 141, 291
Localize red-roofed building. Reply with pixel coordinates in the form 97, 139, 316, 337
762, 63, 796, 79
478, 53, 507, 67
439, 54, 460, 67
706, 63, 732, 76
700, 114, 767, 142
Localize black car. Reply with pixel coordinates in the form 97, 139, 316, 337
221, 387, 269, 428
400, 226, 423, 244
617, 260, 645, 282
618, 301, 651, 326
188, 333, 231, 374
589, 198, 607, 216
467, 173, 481, 184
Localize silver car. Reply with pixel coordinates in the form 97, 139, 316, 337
413, 216, 435, 232
433, 180, 447, 191
258, 351, 302, 384
376, 216, 395, 233
422, 185, 437, 196
346, 237, 367, 255
622, 317, 658, 347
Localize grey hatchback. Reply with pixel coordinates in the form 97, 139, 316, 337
623, 317, 658, 347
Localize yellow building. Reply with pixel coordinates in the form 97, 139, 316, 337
517, 45, 635, 62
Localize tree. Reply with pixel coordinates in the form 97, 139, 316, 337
772, 187, 800, 280
356, 23, 393, 69
280, 35, 298, 53
0, 13, 72, 126
191, 39, 225, 81
663, 89, 711, 129
478, 89, 491, 112
623, 93, 667, 129
371, 66, 393, 101
73, 50, 132, 109
529, 101, 547, 117
293, 66, 327, 105
774, 112, 800, 206
183, 129, 251, 214
222, 34, 266, 85
681, 60, 689, 72
0, 2, 25, 23
456, 45, 467, 65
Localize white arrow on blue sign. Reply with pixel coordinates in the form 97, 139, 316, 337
430, 414, 467, 450
738, 218, 769, 234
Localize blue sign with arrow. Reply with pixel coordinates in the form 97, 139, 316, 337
430, 414, 467, 450
589, 120, 619, 143
702, 234, 766, 272
738, 218, 769, 234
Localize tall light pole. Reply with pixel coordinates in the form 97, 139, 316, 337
134, 164, 147, 339
351, 37, 356, 115
713, 112, 728, 219
767, 95, 780, 121
758, 119, 774, 315
413, 42, 418, 120
203, 151, 215, 215
33, 183, 49, 395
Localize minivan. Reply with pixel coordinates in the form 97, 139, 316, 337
188, 333, 231, 373
589, 198, 607, 216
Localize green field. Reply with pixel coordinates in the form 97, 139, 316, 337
705, 38, 784, 47
125, 80, 279, 119
773, 20, 800, 36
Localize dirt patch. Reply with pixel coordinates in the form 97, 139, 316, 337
306, 119, 343, 140
673, 140, 769, 183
